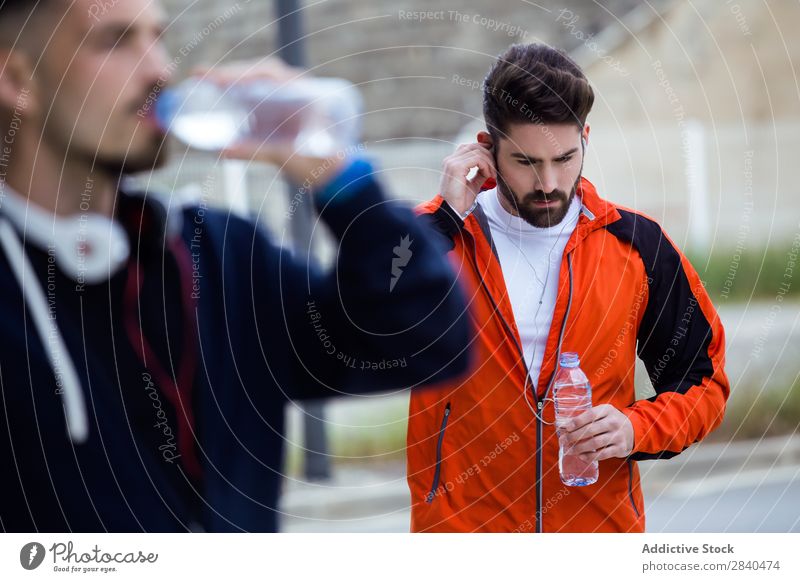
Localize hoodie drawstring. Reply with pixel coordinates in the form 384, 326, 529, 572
0, 217, 90, 443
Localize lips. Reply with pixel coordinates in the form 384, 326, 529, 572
137, 107, 164, 132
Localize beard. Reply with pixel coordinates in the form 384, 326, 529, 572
94, 133, 169, 176
96, 86, 172, 176
496, 173, 581, 228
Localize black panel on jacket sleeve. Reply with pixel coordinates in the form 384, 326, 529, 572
606, 209, 717, 460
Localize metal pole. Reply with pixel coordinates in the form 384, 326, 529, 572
276, 0, 306, 70
275, 0, 330, 481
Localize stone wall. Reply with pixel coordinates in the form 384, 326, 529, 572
159, 0, 648, 140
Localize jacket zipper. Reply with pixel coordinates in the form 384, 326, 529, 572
627, 458, 640, 517
426, 402, 452, 503
535, 253, 574, 532
464, 226, 574, 532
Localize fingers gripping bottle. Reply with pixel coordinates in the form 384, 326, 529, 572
155, 76, 362, 156
553, 352, 599, 486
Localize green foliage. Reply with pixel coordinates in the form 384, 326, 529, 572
709, 380, 800, 442
688, 245, 798, 303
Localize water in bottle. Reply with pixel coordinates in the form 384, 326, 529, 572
154, 76, 362, 156
553, 352, 599, 486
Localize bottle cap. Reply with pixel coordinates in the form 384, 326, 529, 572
559, 352, 580, 367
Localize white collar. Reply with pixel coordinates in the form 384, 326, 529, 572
0, 182, 130, 284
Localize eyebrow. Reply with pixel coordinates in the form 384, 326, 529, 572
87, 18, 167, 38
88, 22, 131, 37
510, 147, 579, 162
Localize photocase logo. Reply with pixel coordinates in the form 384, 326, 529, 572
390, 234, 413, 292
20, 542, 46, 570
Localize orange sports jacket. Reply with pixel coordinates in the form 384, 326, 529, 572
407, 177, 729, 532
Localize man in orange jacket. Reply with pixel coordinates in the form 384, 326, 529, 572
407, 43, 730, 532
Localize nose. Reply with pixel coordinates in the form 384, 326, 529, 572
140, 38, 173, 90
533, 165, 558, 195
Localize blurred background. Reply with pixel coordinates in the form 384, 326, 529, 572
138, 0, 800, 532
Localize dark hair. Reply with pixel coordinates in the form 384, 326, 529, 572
483, 43, 594, 137
0, 0, 56, 51
0, 0, 50, 33
0, 0, 54, 22
0, 0, 44, 17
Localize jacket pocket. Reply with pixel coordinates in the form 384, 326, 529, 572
426, 402, 452, 503
627, 458, 641, 518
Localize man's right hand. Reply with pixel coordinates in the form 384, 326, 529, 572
195, 58, 347, 190
439, 141, 497, 216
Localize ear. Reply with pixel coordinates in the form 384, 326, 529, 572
0, 49, 37, 116
581, 124, 591, 148
476, 130, 494, 149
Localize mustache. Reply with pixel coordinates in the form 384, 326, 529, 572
522, 189, 569, 203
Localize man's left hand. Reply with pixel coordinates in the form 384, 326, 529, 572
559, 404, 634, 462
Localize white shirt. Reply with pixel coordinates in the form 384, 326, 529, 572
477, 188, 581, 388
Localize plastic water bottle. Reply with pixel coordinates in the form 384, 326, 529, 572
553, 352, 598, 486
155, 76, 362, 156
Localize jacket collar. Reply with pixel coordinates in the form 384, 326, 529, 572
574, 176, 618, 225
564, 176, 620, 254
